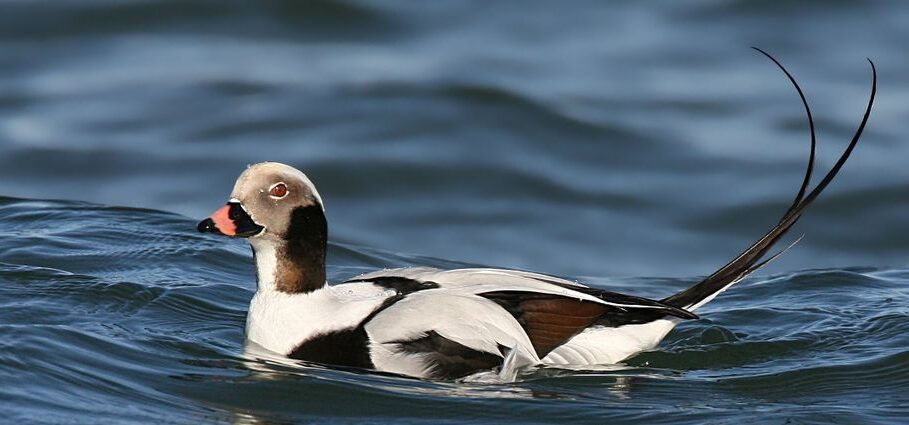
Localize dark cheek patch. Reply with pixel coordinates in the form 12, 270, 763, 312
272, 204, 328, 293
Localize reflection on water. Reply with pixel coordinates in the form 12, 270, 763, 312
221, 343, 678, 424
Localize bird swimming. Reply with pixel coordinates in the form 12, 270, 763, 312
197, 51, 876, 380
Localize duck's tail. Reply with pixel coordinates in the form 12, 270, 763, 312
662, 49, 877, 312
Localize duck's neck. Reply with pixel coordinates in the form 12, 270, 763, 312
250, 205, 328, 295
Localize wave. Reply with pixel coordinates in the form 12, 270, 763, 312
2, 196, 907, 423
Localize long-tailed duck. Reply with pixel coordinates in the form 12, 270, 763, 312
197, 53, 876, 380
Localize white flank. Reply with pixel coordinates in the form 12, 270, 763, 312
543, 318, 682, 365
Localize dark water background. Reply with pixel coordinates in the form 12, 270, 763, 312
1, 1, 908, 424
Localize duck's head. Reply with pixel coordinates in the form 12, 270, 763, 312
197, 162, 324, 241
198, 162, 327, 294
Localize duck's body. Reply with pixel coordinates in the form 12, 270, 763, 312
244, 264, 692, 379
197, 54, 876, 380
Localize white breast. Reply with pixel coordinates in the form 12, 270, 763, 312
245, 282, 394, 355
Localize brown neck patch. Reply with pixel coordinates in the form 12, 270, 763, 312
271, 204, 327, 294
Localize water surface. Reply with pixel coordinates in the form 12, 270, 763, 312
1, 1, 908, 424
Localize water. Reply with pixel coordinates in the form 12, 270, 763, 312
1, 1, 908, 423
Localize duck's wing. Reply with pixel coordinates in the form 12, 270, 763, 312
347, 267, 690, 315
363, 288, 540, 381
347, 267, 694, 361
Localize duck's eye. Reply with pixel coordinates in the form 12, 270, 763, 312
268, 182, 288, 199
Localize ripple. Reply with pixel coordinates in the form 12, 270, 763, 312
1, 0, 907, 422
723, 349, 909, 396
2, 195, 909, 424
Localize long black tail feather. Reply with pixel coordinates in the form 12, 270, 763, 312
662, 50, 877, 310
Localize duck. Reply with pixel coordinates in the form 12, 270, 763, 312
197, 54, 876, 381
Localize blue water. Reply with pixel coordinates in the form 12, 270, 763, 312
1, 1, 908, 424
